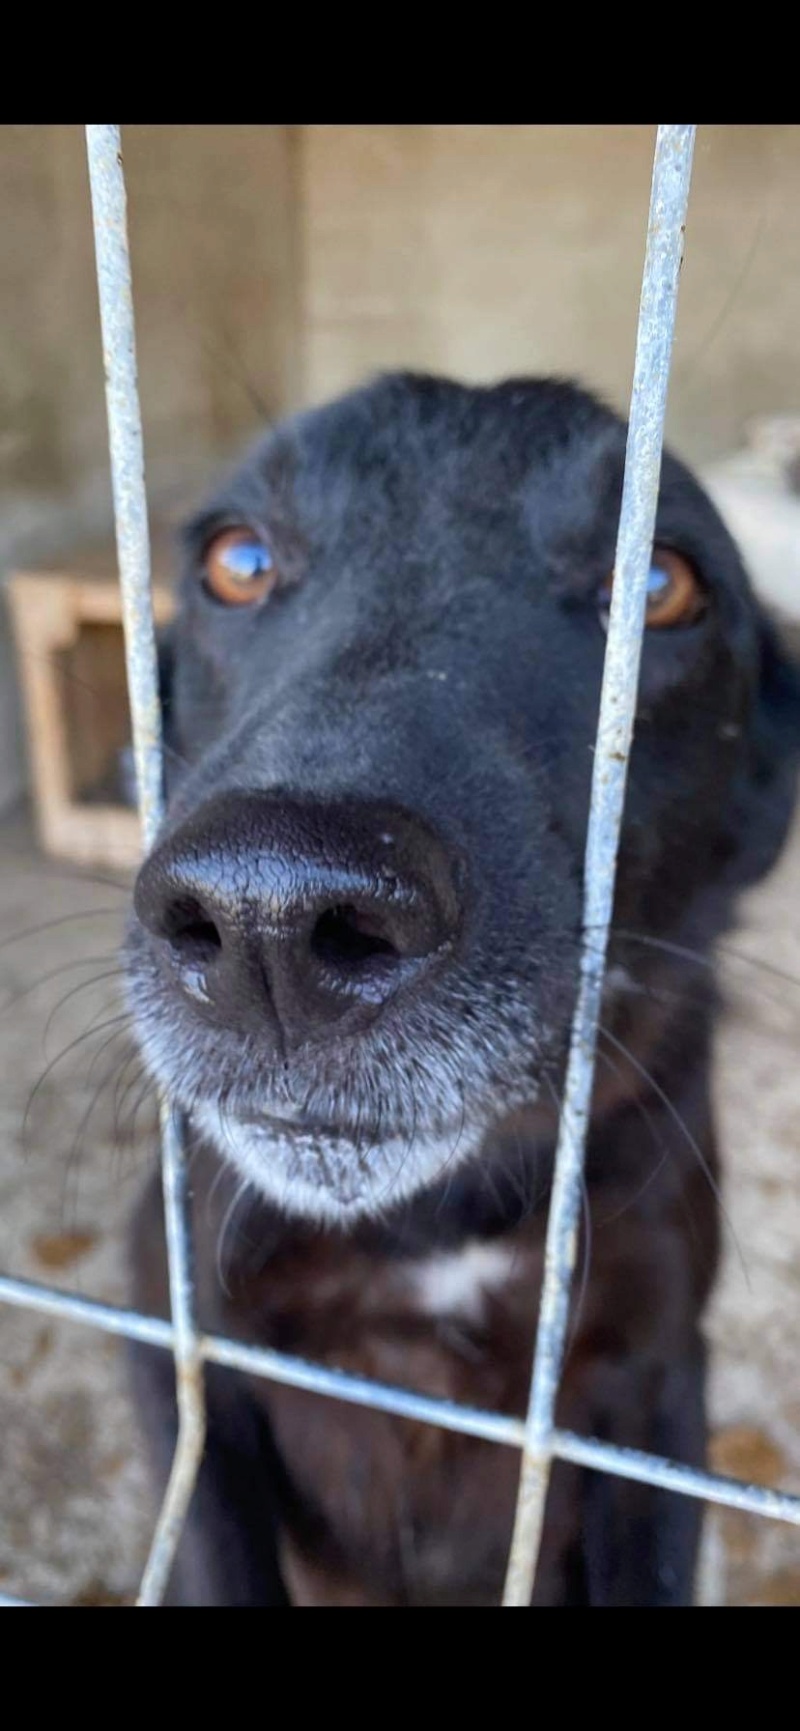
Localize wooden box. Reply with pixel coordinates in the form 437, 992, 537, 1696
8, 540, 174, 871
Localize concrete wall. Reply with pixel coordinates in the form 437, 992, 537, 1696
0, 123, 300, 809
2, 124, 799, 810
298, 125, 800, 465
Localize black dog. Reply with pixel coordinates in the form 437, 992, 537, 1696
126, 372, 800, 1606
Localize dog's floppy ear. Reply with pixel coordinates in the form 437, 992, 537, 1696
728, 614, 800, 887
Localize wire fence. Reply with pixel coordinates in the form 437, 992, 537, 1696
1, 122, 799, 1609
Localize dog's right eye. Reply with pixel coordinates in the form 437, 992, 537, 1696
597, 547, 707, 631
202, 528, 277, 607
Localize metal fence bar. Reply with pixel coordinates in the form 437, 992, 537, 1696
0, 1272, 524, 1448
3, 1269, 800, 1529
85, 124, 206, 1608
0, 1273, 173, 1348
501, 124, 697, 1606
551, 1432, 800, 1526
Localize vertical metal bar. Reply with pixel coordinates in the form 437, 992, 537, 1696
502, 124, 697, 1607
85, 124, 205, 1607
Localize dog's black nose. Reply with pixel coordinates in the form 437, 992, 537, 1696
133, 791, 462, 1047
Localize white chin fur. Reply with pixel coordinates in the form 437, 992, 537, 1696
192, 1103, 487, 1226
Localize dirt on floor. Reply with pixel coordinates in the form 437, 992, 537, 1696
0, 806, 798, 1607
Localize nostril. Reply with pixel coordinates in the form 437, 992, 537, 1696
161, 895, 223, 958
311, 904, 399, 974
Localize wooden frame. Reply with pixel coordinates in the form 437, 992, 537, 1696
8, 558, 174, 871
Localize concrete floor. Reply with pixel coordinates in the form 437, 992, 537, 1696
0, 806, 798, 1607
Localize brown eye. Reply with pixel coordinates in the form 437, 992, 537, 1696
202, 528, 277, 607
599, 547, 707, 629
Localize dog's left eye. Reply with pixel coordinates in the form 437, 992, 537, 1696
598, 547, 707, 630
202, 528, 277, 607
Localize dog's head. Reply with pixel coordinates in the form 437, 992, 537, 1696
126, 373, 800, 1223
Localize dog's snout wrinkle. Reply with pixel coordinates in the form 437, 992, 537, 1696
133, 789, 462, 1051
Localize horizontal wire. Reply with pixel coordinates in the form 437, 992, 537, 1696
2, 1271, 799, 1535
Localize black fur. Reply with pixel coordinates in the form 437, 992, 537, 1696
125, 373, 800, 1606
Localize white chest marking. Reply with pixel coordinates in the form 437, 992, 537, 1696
407, 1240, 517, 1322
